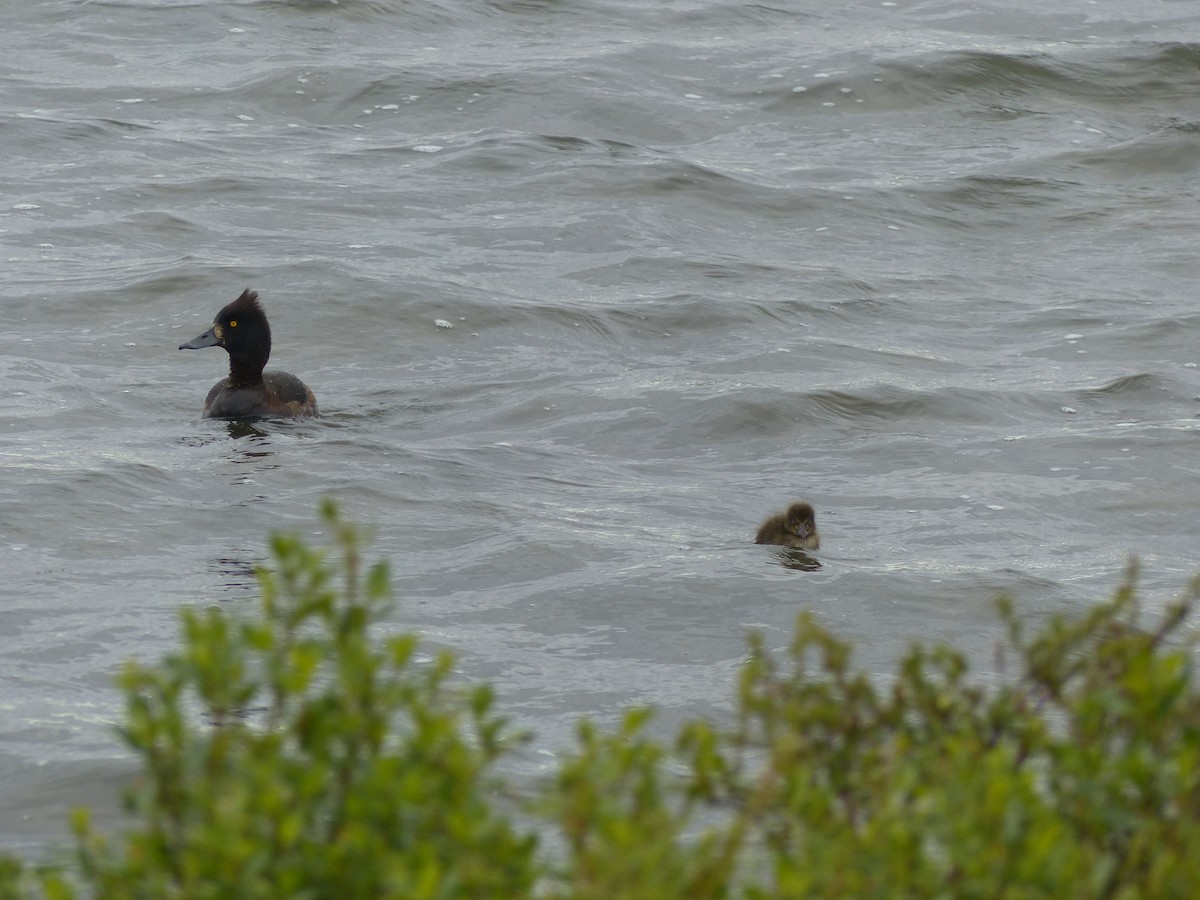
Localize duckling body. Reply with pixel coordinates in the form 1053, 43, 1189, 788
755, 502, 820, 550
179, 289, 317, 419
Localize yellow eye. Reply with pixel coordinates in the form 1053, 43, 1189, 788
229, 320, 238, 327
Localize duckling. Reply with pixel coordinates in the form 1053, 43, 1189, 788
755, 502, 820, 550
179, 289, 318, 419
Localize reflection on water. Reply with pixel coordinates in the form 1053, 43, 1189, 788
775, 549, 823, 573
208, 553, 261, 595
226, 421, 270, 441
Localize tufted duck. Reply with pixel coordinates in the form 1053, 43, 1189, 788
179, 289, 318, 419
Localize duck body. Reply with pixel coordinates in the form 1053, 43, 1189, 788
755, 501, 820, 550
199, 371, 316, 419
179, 289, 318, 419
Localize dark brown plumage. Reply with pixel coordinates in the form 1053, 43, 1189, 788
755, 502, 820, 550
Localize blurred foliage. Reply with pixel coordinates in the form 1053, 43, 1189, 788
3, 503, 1199, 898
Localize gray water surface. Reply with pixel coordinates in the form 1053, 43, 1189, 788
3, 0, 1200, 857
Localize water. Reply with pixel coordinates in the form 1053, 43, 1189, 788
3, 0, 1200, 858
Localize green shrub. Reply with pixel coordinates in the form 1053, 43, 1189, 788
3, 505, 1199, 898
67, 500, 535, 899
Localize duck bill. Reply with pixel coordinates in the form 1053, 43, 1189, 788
179, 327, 220, 350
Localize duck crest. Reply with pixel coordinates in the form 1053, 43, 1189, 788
224, 288, 264, 320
